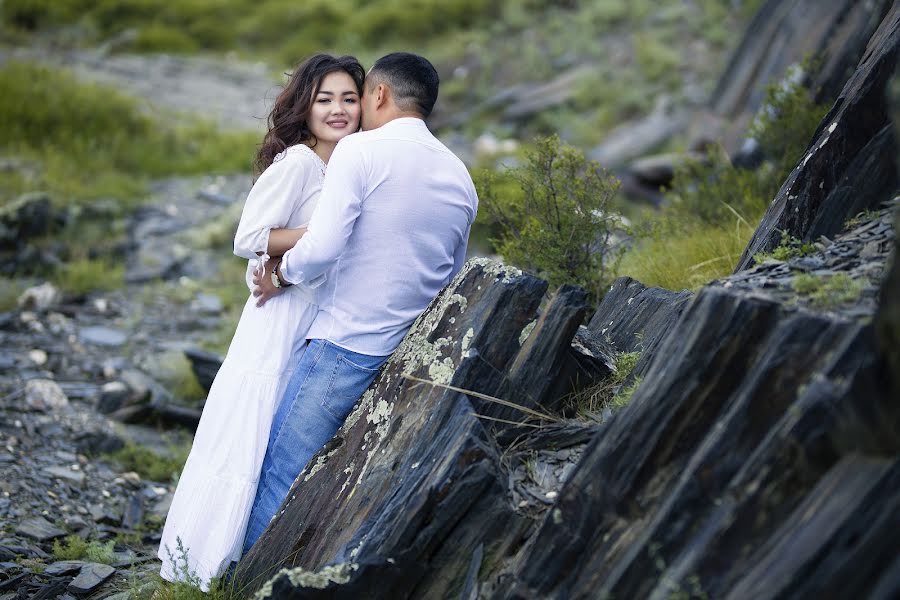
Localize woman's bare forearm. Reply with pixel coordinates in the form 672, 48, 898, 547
265, 227, 307, 257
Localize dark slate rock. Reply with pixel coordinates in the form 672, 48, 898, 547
503, 284, 591, 413
587, 276, 693, 379
736, 5, 900, 270
499, 278, 898, 599
16, 517, 65, 541
67, 563, 115, 595
875, 209, 900, 399
235, 259, 548, 598
0, 192, 54, 250
120, 493, 144, 530
44, 561, 86, 576
183, 347, 223, 394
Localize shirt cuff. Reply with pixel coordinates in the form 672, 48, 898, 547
279, 252, 327, 289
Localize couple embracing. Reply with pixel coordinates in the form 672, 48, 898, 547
157, 52, 478, 590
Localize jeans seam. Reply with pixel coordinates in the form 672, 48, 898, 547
320, 355, 347, 423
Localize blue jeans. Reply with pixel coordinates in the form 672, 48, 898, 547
242, 339, 388, 554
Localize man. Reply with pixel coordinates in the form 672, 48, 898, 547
241, 52, 478, 553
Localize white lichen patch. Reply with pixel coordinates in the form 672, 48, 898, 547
448, 293, 468, 312
828, 121, 837, 133
428, 355, 456, 385
469, 256, 523, 283
303, 445, 342, 482
519, 320, 536, 345
461, 328, 475, 353
339, 461, 356, 495
255, 563, 358, 598
343, 387, 376, 432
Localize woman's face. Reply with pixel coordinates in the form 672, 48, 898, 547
308, 71, 361, 145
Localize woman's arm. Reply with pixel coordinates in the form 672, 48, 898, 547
265, 226, 307, 257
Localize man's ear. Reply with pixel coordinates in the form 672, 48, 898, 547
375, 83, 388, 109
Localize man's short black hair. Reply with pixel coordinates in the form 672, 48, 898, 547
368, 52, 439, 118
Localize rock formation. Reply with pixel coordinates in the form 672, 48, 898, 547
234, 6, 900, 598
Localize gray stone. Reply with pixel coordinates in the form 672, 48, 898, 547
190, 292, 223, 315
90, 505, 121, 526
78, 327, 127, 348
44, 466, 86, 485
44, 560, 86, 576
97, 381, 131, 414
17, 283, 60, 312
67, 563, 115, 595
16, 517, 65, 541
24, 379, 69, 411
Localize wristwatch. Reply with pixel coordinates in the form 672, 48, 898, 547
272, 260, 293, 288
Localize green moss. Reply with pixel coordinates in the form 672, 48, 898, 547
105, 441, 191, 484
792, 273, 867, 309
844, 209, 881, 230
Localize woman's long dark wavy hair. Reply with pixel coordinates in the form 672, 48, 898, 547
254, 54, 366, 177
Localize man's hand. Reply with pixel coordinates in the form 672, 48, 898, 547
252, 256, 286, 307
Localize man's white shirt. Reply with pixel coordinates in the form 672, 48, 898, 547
279, 117, 478, 356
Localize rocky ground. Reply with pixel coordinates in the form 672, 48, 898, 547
0, 173, 259, 598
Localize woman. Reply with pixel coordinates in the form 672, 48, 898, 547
157, 54, 365, 591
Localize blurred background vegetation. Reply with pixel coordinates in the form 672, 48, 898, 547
1, 0, 832, 320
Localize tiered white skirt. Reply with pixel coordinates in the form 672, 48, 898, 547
157, 286, 318, 591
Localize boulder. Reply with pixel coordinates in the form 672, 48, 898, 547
736, 4, 900, 270
0, 192, 54, 250
183, 347, 223, 394
24, 379, 69, 411
17, 283, 60, 312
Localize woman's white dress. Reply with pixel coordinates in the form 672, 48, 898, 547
157, 145, 327, 591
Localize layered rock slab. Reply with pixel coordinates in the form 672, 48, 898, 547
234, 259, 552, 598
499, 211, 899, 599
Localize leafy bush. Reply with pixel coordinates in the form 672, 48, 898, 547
476, 135, 623, 301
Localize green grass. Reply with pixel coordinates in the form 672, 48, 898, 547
619, 216, 759, 290
0, 61, 257, 208
105, 441, 191, 484
51, 257, 125, 297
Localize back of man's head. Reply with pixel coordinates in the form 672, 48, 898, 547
368, 53, 439, 118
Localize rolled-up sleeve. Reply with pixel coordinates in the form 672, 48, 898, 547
279, 139, 366, 286
233, 154, 310, 260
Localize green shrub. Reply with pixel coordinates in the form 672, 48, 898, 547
476, 135, 623, 302
621, 61, 830, 290
753, 231, 816, 263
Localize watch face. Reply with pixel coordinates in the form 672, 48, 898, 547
270, 271, 280, 288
